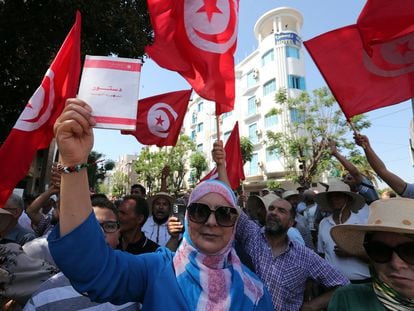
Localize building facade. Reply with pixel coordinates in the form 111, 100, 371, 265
182, 7, 306, 192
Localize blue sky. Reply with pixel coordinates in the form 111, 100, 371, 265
94, 0, 414, 188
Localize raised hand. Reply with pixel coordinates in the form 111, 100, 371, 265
54, 98, 96, 166
212, 140, 226, 166
353, 133, 369, 149
327, 139, 337, 155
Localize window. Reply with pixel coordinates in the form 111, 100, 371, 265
263, 79, 276, 96
191, 130, 196, 141
197, 102, 204, 112
266, 148, 278, 162
191, 112, 197, 124
246, 70, 257, 88
224, 131, 231, 142
247, 96, 257, 116
290, 108, 305, 123
197, 144, 203, 151
265, 114, 278, 128
286, 46, 300, 59
197, 122, 204, 132
249, 153, 259, 176
248, 123, 258, 144
288, 75, 306, 90
261, 49, 274, 67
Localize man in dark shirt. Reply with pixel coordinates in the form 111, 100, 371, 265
117, 195, 159, 254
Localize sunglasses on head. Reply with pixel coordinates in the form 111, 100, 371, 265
99, 221, 120, 233
363, 240, 414, 265
187, 203, 238, 227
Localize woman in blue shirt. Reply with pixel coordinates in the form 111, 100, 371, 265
48, 98, 273, 310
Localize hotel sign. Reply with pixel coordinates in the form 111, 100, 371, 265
275, 32, 301, 47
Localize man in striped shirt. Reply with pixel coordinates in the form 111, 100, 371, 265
24, 200, 140, 311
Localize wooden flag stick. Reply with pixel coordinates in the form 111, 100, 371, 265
216, 114, 221, 142
347, 119, 359, 135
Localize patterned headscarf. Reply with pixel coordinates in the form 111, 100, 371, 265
173, 180, 265, 310
372, 268, 414, 311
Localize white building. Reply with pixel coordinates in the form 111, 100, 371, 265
182, 7, 306, 192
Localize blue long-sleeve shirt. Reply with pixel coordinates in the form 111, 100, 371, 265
48, 212, 273, 310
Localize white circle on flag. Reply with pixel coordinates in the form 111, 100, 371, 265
14, 69, 55, 132
147, 103, 178, 138
184, 0, 238, 53
363, 33, 414, 77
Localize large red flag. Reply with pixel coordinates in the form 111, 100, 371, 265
304, 24, 414, 119
200, 122, 245, 189
357, 0, 414, 55
121, 90, 192, 147
145, 0, 239, 115
0, 12, 81, 208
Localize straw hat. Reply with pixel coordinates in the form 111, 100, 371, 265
314, 181, 365, 213
331, 198, 414, 259
247, 193, 279, 216
147, 192, 174, 208
0, 209, 14, 234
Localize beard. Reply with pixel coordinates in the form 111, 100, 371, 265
265, 217, 288, 236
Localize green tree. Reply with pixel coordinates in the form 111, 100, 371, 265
134, 147, 168, 195
0, 0, 153, 143
87, 150, 115, 192
267, 179, 281, 191
240, 136, 254, 164
190, 151, 208, 183
111, 171, 129, 198
266, 87, 371, 187
165, 135, 196, 195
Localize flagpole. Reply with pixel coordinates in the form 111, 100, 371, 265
216, 114, 221, 141
347, 119, 359, 135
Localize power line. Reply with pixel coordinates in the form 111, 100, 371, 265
368, 107, 410, 121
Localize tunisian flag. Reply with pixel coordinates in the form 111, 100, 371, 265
200, 122, 244, 190
121, 90, 192, 147
357, 0, 414, 55
0, 12, 81, 208
145, 0, 239, 115
304, 24, 414, 119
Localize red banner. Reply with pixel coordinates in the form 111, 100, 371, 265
121, 90, 192, 147
0, 12, 81, 207
200, 122, 245, 189
146, 0, 239, 115
304, 24, 414, 119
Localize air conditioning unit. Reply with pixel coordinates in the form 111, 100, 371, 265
255, 98, 261, 105
252, 69, 259, 79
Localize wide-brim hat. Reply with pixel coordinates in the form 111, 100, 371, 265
314, 181, 365, 213
247, 193, 279, 213
282, 190, 300, 200
0, 209, 14, 233
147, 192, 174, 208
331, 198, 414, 259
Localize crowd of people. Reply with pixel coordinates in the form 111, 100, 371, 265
1, 98, 414, 311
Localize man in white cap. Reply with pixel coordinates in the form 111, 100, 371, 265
315, 181, 371, 283
329, 198, 414, 310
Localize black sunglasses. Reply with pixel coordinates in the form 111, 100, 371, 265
363, 240, 414, 265
99, 221, 120, 233
187, 203, 238, 227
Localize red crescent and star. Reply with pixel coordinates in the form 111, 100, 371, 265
197, 0, 222, 22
